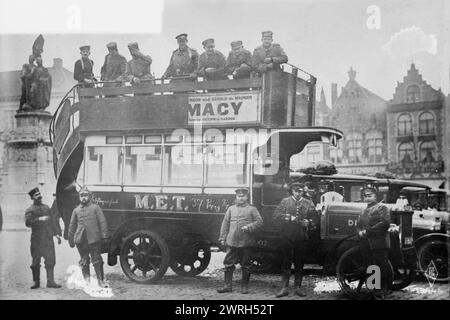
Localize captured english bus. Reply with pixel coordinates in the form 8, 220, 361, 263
50, 66, 415, 291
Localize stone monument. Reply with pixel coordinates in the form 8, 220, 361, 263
1, 35, 55, 229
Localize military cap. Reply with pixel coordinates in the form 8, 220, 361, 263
202, 38, 215, 46
79, 186, 92, 195
79, 45, 90, 51
28, 187, 40, 198
289, 181, 305, 192
106, 42, 117, 48
261, 31, 273, 38
128, 42, 139, 50
230, 40, 243, 49
175, 33, 188, 40
235, 188, 249, 195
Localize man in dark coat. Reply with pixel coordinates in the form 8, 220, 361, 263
68, 186, 109, 287
225, 40, 252, 79
357, 185, 391, 299
252, 30, 288, 75
273, 182, 315, 297
197, 38, 228, 81
25, 187, 62, 289
217, 188, 263, 294
162, 33, 198, 80
123, 42, 153, 84
73, 45, 96, 87
100, 42, 127, 84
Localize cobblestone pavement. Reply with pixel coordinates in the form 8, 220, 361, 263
0, 230, 448, 300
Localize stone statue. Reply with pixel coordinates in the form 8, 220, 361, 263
18, 35, 52, 112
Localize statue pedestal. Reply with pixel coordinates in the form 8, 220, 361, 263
0, 111, 56, 230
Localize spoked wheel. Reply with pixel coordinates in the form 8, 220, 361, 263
120, 230, 170, 284
169, 242, 211, 277
417, 240, 449, 283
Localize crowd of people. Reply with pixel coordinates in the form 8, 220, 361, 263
73, 31, 288, 86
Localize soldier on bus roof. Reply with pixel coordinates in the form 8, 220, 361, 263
100, 42, 127, 85
162, 33, 199, 80
217, 188, 263, 295
252, 30, 288, 76
197, 38, 228, 81
122, 42, 154, 85
73, 45, 97, 87
225, 40, 252, 79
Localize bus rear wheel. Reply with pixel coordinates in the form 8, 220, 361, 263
119, 230, 170, 284
169, 242, 211, 277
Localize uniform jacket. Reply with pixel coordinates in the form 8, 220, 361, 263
163, 47, 199, 78
25, 203, 61, 243
73, 58, 95, 83
100, 53, 127, 81
124, 55, 153, 81
226, 49, 252, 75
219, 203, 263, 248
358, 202, 391, 250
68, 202, 108, 245
274, 196, 315, 242
197, 50, 228, 80
252, 43, 288, 73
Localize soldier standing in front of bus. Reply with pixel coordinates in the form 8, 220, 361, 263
358, 185, 391, 299
252, 30, 288, 76
197, 38, 228, 81
225, 40, 252, 79
25, 187, 62, 289
162, 33, 199, 80
217, 188, 263, 294
68, 187, 109, 287
274, 182, 315, 297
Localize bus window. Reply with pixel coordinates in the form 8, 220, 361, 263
163, 144, 203, 186
85, 146, 123, 185
124, 146, 162, 185
350, 185, 363, 202
205, 144, 247, 187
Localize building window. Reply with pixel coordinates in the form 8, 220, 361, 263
420, 141, 436, 162
406, 85, 420, 103
419, 112, 435, 135
347, 132, 362, 163
306, 144, 321, 163
397, 113, 412, 136
398, 142, 414, 163
366, 131, 383, 163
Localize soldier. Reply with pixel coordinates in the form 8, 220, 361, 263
197, 38, 228, 81
25, 187, 62, 289
100, 42, 127, 84
162, 33, 198, 80
273, 182, 315, 297
217, 188, 263, 294
252, 31, 288, 75
225, 40, 252, 79
357, 185, 391, 299
123, 42, 154, 84
73, 45, 96, 86
68, 186, 109, 287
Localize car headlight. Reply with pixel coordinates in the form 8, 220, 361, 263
404, 236, 413, 246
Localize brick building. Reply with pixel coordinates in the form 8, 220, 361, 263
386, 64, 446, 188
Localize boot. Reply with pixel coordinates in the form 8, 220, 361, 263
46, 267, 61, 288
217, 268, 233, 293
294, 274, 307, 297
82, 264, 91, 284
241, 269, 250, 294
30, 267, 40, 289
275, 273, 290, 298
94, 263, 107, 288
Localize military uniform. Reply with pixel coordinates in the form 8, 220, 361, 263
252, 31, 288, 75
100, 42, 127, 83
68, 198, 108, 285
226, 41, 252, 79
163, 47, 199, 78
198, 49, 228, 81
217, 189, 263, 294
74, 58, 95, 85
25, 188, 62, 289
124, 42, 153, 84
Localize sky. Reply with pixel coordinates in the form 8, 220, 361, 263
0, 0, 449, 102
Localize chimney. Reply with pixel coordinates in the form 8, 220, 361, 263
331, 83, 338, 107
52, 58, 63, 69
